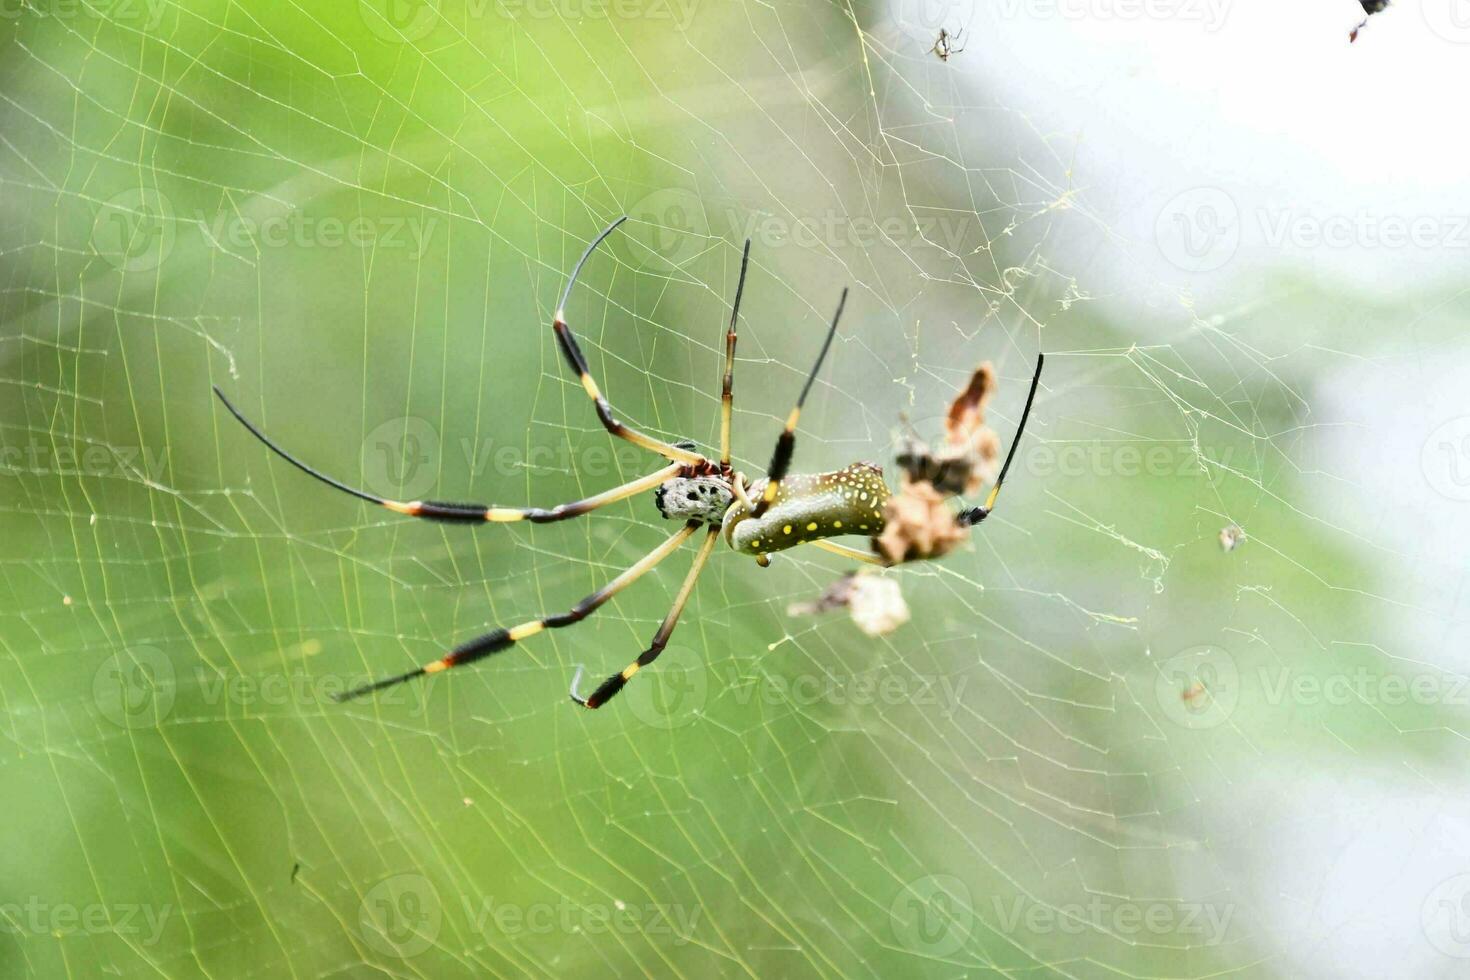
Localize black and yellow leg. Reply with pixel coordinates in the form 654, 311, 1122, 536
331, 521, 701, 702
571, 524, 721, 709
956, 353, 1045, 526
553, 217, 704, 467
752, 287, 848, 517
214, 385, 682, 525
721, 239, 752, 466
392, 462, 683, 524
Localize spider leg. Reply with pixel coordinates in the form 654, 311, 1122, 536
571, 523, 721, 709
730, 470, 754, 512
751, 287, 848, 518
214, 386, 682, 524
956, 353, 1045, 526
721, 239, 752, 467
332, 521, 702, 701
554, 217, 705, 466
808, 539, 890, 566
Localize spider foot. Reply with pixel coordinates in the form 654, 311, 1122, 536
957, 506, 989, 527
569, 665, 591, 707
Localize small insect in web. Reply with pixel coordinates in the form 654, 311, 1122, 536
1350, 0, 1388, 42
214, 217, 1045, 710
1218, 523, 1245, 552
929, 27, 966, 62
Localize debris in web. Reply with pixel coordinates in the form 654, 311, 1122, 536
877, 478, 971, 564
1219, 523, 1246, 552
788, 573, 857, 618
895, 363, 1000, 497
787, 572, 911, 636
878, 364, 1001, 564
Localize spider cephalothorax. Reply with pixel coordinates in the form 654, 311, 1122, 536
214, 216, 1044, 710
654, 475, 734, 523
652, 440, 736, 523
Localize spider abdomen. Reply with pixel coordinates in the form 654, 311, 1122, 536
723, 462, 890, 556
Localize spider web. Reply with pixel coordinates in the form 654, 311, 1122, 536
3, 1, 1469, 977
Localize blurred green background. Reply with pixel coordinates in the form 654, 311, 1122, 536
3, 0, 1469, 977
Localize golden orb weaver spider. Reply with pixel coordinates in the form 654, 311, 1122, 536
213, 216, 1045, 709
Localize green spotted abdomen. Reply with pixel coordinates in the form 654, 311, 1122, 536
723, 463, 890, 556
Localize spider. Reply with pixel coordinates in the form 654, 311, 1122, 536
1350, 0, 1388, 41
929, 27, 966, 62
213, 217, 1045, 709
